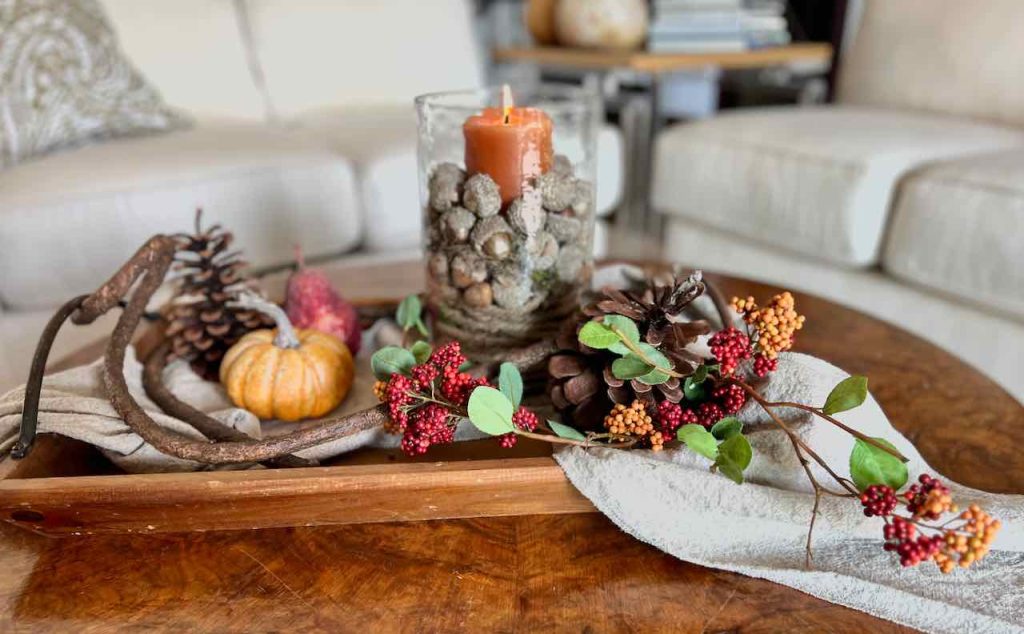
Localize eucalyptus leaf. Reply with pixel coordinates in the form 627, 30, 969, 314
498, 362, 524, 409
691, 364, 709, 385
677, 424, 718, 460
823, 376, 869, 415
396, 295, 422, 331
608, 341, 632, 356
715, 433, 752, 484
849, 437, 908, 491
414, 317, 429, 337
578, 320, 618, 350
410, 341, 433, 365
635, 368, 671, 385
548, 420, 586, 441
604, 315, 640, 346
467, 387, 515, 436
612, 355, 654, 380
371, 346, 416, 380
635, 342, 672, 369
710, 417, 743, 440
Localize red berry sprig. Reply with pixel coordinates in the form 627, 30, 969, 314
858, 476, 1001, 573
708, 327, 751, 376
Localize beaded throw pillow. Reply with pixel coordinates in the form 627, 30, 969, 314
0, 0, 188, 169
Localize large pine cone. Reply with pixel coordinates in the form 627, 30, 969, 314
164, 211, 271, 380
547, 269, 712, 428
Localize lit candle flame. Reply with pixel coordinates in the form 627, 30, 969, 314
501, 84, 513, 124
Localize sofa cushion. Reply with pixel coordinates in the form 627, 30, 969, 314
102, 0, 267, 121
652, 106, 1024, 267
297, 106, 624, 252
244, 0, 484, 119
0, 124, 361, 311
838, 0, 1024, 129
884, 150, 1024, 320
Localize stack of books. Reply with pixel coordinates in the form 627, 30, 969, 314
647, 0, 790, 53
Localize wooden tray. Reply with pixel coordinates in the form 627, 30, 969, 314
0, 296, 595, 537
0, 435, 595, 537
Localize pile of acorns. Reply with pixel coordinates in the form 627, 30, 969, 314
425, 157, 594, 315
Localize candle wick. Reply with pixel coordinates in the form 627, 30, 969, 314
501, 84, 513, 124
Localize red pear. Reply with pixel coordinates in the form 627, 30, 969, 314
284, 246, 362, 355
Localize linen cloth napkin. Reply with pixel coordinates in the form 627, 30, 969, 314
555, 352, 1024, 634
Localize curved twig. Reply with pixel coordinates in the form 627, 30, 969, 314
141, 342, 315, 468
11, 295, 89, 459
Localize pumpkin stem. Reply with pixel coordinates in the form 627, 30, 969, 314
229, 292, 301, 349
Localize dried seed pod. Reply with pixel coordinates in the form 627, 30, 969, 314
429, 162, 465, 213
546, 213, 582, 244
571, 180, 594, 217
507, 191, 545, 236
450, 250, 488, 288
527, 231, 560, 269
556, 244, 586, 282
538, 172, 576, 212
440, 206, 476, 243
552, 154, 573, 176
463, 173, 501, 218
427, 252, 449, 281
463, 282, 494, 308
492, 277, 533, 310
470, 216, 514, 259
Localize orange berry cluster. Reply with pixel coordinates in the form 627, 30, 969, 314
934, 505, 1001, 573
604, 400, 666, 451
373, 380, 388, 403
731, 292, 805, 360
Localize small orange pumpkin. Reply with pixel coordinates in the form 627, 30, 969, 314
219, 293, 354, 421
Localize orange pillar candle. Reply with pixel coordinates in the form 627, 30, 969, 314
463, 85, 553, 205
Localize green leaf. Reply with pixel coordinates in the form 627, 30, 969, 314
410, 341, 432, 365
467, 387, 515, 436
498, 362, 524, 409
548, 420, 586, 441
612, 354, 654, 380
677, 424, 718, 460
578, 320, 619, 350
604, 315, 640, 345
683, 376, 707, 401
823, 376, 869, 415
715, 433, 753, 484
710, 417, 743, 440
636, 342, 672, 369
414, 317, 429, 337
396, 295, 422, 331
458, 360, 472, 372
690, 364, 709, 385
849, 438, 908, 492
636, 368, 671, 385
371, 346, 416, 380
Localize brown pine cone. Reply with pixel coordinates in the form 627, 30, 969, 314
547, 269, 712, 428
164, 209, 272, 380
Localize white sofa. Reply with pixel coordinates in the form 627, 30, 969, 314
0, 0, 624, 391
652, 0, 1024, 401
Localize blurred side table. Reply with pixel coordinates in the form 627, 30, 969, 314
493, 44, 834, 231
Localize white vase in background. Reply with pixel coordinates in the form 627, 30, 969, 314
554, 0, 648, 50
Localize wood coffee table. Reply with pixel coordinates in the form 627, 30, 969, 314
1, 259, 1020, 633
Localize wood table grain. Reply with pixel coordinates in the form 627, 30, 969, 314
3, 259, 1021, 633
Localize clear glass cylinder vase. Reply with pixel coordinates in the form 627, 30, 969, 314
416, 85, 600, 362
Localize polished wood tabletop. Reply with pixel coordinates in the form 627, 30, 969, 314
2, 259, 1021, 633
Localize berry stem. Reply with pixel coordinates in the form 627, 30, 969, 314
730, 380, 909, 463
